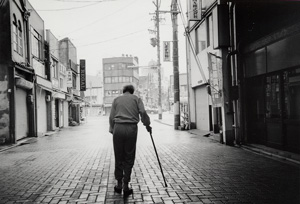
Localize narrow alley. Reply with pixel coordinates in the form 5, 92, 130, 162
0, 114, 299, 204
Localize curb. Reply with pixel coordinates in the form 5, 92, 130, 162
0, 137, 37, 153
241, 145, 300, 166
0, 130, 58, 153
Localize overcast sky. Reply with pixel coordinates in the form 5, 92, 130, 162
28, 0, 188, 77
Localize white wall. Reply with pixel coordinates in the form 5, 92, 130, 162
195, 86, 210, 131
36, 87, 47, 136
15, 88, 28, 140
63, 101, 69, 127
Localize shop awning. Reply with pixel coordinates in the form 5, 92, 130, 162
52, 91, 66, 100
36, 76, 52, 92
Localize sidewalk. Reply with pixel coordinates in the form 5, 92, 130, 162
0, 130, 58, 153
153, 111, 300, 166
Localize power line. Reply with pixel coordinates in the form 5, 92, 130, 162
49, 0, 115, 2
50, 28, 149, 51
63, 0, 137, 35
35, 2, 101, 11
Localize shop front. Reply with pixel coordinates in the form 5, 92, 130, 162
244, 31, 300, 153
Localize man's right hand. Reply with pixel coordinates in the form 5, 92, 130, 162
146, 125, 152, 134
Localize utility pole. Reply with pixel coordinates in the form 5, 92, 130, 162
154, 0, 162, 120
172, 0, 180, 129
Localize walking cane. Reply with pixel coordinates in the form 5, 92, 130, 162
149, 132, 168, 187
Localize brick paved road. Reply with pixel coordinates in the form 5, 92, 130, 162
0, 114, 299, 204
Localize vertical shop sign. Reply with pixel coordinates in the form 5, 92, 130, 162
163, 41, 171, 62
189, 0, 201, 20
80, 59, 86, 91
208, 53, 223, 107
67, 70, 72, 88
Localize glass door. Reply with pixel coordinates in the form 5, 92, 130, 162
265, 74, 283, 148
283, 68, 300, 153
246, 76, 266, 144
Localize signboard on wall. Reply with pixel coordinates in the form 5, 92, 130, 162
208, 52, 223, 107
189, 0, 201, 20
67, 70, 72, 88
80, 59, 86, 91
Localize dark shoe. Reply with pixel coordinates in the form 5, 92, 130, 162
123, 188, 133, 197
114, 186, 122, 194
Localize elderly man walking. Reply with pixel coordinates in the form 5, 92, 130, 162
109, 84, 152, 197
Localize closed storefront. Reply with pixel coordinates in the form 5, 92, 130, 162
63, 101, 68, 127
244, 32, 300, 153
15, 88, 29, 140
36, 86, 48, 136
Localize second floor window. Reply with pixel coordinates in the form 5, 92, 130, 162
104, 77, 112, 84
195, 22, 207, 54
52, 59, 58, 79
72, 73, 76, 89
60, 78, 64, 89
31, 27, 42, 59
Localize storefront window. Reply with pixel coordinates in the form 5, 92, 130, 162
266, 75, 281, 118
284, 68, 300, 120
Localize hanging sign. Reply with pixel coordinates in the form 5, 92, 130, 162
80, 59, 86, 91
189, 0, 201, 20
163, 41, 171, 62
208, 52, 223, 107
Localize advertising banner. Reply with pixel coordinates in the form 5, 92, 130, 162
80, 59, 86, 91
208, 52, 223, 107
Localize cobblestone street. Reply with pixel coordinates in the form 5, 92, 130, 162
0, 114, 299, 204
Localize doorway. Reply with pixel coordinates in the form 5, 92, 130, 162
246, 68, 300, 153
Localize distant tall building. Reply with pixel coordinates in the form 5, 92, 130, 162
102, 55, 139, 115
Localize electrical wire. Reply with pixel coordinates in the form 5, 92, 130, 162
63, 0, 137, 35
35, 2, 101, 11
50, 27, 149, 51
50, 0, 114, 2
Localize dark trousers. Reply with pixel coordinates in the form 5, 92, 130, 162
113, 123, 138, 183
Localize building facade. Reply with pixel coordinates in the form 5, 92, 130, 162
0, 0, 84, 144
28, 2, 53, 137
0, 0, 35, 144
186, 0, 300, 153
186, 0, 223, 139
59, 38, 82, 125
234, 1, 300, 153
46, 30, 69, 129
102, 55, 139, 115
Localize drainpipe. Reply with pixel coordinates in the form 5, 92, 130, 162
24, 2, 37, 137
227, 2, 241, 145
9, 63, 16, 143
